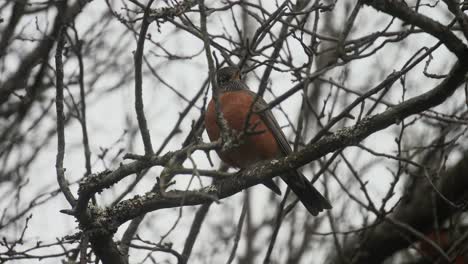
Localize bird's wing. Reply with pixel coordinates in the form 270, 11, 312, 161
242, 90, 294, 156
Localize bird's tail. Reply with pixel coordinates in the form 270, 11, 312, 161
281, 171, 332, 216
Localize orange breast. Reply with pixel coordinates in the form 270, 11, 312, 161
204, 91, 279, 168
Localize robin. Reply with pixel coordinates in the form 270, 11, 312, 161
204, 66, 332, 215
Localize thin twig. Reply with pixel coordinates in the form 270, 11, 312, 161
134, 0, 155, 155
55, 22, 76, 207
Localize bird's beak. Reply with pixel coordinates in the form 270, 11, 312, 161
235, 70, 241, 80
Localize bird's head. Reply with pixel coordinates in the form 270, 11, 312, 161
216, 66, 241, 86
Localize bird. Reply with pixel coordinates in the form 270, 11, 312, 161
204, 66, 332, 216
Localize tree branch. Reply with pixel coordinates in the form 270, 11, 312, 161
134, 0, 155, 155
